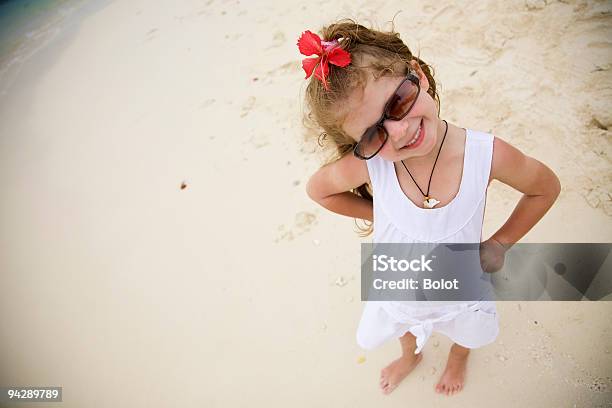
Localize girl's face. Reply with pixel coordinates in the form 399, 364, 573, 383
341, 61, 442, 162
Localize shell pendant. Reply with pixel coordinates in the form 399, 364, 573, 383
423, 196, 440, 209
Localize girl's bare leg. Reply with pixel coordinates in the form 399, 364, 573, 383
435, 343, 470, 396
379, 331, 423, 394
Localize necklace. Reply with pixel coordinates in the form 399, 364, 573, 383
400, 119, 448, 209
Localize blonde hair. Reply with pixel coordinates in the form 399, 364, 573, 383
302, 19, 441, 236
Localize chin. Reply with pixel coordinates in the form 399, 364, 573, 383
404, 134, 436, 159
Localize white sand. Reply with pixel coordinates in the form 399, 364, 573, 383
0, 0, 611, 406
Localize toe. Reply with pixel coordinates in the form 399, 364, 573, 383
384, 384, 396, 395
379, 372, 387, 386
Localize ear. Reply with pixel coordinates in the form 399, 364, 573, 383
409, 59, 430, 93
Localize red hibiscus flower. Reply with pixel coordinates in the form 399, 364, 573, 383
297, 30, 351, 90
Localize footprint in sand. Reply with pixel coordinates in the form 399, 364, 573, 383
274, 211, 318, 242
576, 124, 611, 216
248, 131, 269, 148
583, 188, 612, 215
222, 31, 242, 41
588, 377, 608, 392
588, 96, 612, 131
144, 28, 158, 42
255, 61, 301, 84
525, 0, 546, 11
294, 211, 317, 230
240, 96, 256, 118
200, 99, 216, 109
266, 31, 286, 50
273, 61, 302, 76
483, 24, 515, 53
429, 4, 462, 25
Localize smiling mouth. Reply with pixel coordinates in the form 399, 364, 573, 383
401, 119, 424, 149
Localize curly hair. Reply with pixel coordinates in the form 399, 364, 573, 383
302, 19, 441, 236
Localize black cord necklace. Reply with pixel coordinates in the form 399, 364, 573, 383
400, 119, 448, 209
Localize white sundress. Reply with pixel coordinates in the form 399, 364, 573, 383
356, 128, 500, 354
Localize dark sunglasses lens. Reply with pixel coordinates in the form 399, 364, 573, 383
387, 80, 418, 119
355, 126, 386, 158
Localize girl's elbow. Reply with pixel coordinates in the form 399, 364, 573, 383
553, 174, 561, 196
305, 176, 322, 203
305, 179, 316, 201
542, 165, 561, 198
549, 174, 561, 200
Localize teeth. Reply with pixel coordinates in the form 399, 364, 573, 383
407, 123, 422, 146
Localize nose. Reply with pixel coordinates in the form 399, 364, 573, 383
383, 117, 411, 147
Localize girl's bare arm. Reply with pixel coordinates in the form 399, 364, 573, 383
488, 136, 561, 247
306, 153, 373, 222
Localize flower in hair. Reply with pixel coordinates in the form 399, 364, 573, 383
297, 30, 351, 90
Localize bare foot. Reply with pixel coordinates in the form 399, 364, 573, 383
379, 353, 423, 394
435, 344, 469, 396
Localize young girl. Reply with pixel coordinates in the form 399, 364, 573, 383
300, 20, 561, 396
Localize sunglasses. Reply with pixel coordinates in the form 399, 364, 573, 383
353, 70, 421, 160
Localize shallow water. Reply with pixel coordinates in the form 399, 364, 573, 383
0, 0, 88, 95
